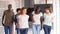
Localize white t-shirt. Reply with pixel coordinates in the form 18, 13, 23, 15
43, 13, 54, 26
17, 15, 29, 29
33, 12, 43, 24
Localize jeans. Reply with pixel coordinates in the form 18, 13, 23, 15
4, 26, 12, 34
43, 25, 51, 34
20, 28, 28, 34
16, 28, 20, 34
32, 24, 41, 34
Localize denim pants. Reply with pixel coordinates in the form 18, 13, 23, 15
43, 25, 51, 34
4, 26, 12, 34
32, 24, 41, 34
16, 28, 20, 34
20, 28, 28, 34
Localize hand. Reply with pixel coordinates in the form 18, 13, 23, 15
2, 23, 4, 26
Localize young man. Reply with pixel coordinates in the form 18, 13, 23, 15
14, 8, 21, 34
2, 4, 14, 34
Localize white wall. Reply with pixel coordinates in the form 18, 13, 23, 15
20, 0, 24, 8
53, 0, 60, 34
34, 0, 53, 4
34, 0, 45, 4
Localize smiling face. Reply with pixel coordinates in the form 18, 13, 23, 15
45, 8, 52, 14
45, 9, 50, 13
22, 9, 27, 14
21, 7, 27, 15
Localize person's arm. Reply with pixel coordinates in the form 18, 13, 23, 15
40, 13, 44, 30
14, 15, 17, 24
31, 11, 35, 23
40, 13, 43, 22
12, 10, 15, 23
17, 16, 20, 26
51, 13, 54, 29
51, 17, 54, 29
31, 13, 35, 23
2, 11, 5, 26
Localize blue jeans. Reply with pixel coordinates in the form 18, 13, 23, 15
4, 26, 12, 34
43, 25, 51, 34
16, 28, 20, 34
32, 24, 41, 34
20, 28, 28, 34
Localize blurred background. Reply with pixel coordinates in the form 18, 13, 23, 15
0, 0, 59, 34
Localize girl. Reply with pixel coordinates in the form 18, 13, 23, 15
43, 8, 54, 34
32, 7, 43, 34
17, 7, 29, 34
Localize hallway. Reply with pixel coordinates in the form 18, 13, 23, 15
0, 0, 60, 34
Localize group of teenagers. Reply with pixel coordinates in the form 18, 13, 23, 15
2, 4, 54, 34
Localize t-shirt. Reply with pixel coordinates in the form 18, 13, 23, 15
43, 13, 54, 26
3, 10, 14, 26
17, 15, 29, 29
33, 12, 43, 24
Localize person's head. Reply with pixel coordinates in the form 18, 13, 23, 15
21, 7, 27, 15
35, 7, 41, 14
16, 8, 21, 14
45, 8, 52, 14
8, 4, 12, 10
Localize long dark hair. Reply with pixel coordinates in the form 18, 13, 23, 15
35, 7, 41, 14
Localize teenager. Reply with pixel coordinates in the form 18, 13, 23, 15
2, 4, 14, 34
14, 8, 21, 34
43, 8, 54, 34
32, 7, 43, 34
17, 7, 29, 34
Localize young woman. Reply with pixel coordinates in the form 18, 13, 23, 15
43, 8, 54, 34
14, 8, 21, 34
32, 7, 43, 34
17, 7, 29, 34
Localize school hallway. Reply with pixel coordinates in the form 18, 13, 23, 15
0, 0, 60, 34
